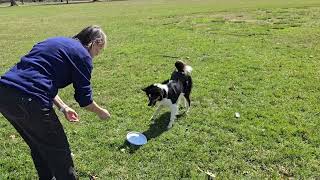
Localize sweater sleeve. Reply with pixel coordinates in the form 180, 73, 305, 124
71, 55, 93, 107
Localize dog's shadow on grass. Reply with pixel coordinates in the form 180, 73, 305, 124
120, 112, 184, 154
143, 112, 171, 140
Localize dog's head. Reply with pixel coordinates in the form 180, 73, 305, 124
142, 84, 165, 107
175, 60, 186, 72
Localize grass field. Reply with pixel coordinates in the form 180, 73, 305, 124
1, 0, 320, 179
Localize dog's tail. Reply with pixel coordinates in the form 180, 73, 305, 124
184, 65, 193, 75
175, 60, 192, 75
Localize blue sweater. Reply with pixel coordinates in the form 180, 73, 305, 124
0, 37, 93, 108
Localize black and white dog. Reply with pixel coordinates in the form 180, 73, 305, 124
142, 60, 193, 129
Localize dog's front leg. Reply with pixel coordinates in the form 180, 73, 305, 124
167, 104, 178, 129
150, 104, 163, 121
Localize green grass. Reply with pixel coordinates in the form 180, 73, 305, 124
1, 0, 320, 179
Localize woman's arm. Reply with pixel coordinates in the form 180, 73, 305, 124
84, 101, 110, 120
53, 95, 68, 112
54, 95, 79, 122
54, 96, 110, 121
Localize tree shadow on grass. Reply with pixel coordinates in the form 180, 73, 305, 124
0, 0, 128, 8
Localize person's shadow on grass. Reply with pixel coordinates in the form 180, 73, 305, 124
120, 112, 185, 154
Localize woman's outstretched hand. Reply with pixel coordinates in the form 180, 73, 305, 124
84, 101, 111, 120
98, 108, 111, 120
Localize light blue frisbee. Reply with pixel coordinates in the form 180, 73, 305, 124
126, 132, 147, 145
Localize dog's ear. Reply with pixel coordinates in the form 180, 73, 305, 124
161, 79, 170, 84
175, 60, 185, 72
142, 85, 152, 92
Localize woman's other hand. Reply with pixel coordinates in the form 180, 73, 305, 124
62, 107, 79, 122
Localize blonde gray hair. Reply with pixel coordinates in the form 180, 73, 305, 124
73, 25, 107, 49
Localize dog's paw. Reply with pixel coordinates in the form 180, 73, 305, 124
185, 107, 190, 114
167, 124, 173, 129
149, 117, 156, 124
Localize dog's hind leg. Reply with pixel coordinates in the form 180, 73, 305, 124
184, 94, 191, 114
182, 95, 188, 109
167, 104, 178, 129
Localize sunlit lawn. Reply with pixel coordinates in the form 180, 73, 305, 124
0, 0, 320, 179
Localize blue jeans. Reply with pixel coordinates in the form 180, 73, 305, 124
0, 83, 77, 180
